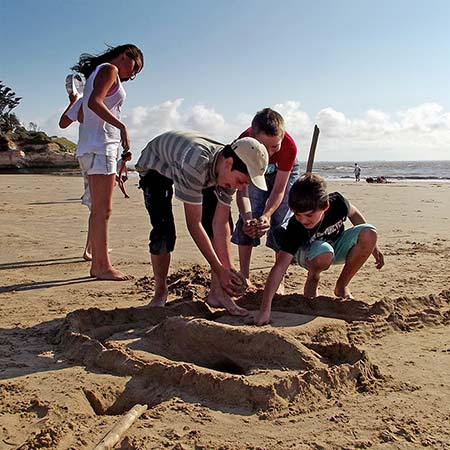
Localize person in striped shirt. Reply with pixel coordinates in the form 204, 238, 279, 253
136, 130, 269, 315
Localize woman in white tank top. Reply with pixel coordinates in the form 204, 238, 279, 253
71, 44, 143, 281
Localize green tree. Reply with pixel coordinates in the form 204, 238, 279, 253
0, 81, 22, 134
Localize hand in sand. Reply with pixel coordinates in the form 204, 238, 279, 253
218, 267, 248, 297
254, 309, 271, 326
372, 247, 385, 269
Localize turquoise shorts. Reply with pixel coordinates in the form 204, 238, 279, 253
295, 224, 376, 268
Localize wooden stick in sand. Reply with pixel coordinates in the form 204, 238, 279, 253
93, 404, 148, 450
306, 125, 320, 173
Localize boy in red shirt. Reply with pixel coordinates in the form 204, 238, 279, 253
232, 108, 300, 291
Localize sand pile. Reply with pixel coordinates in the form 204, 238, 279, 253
54, 266, 449, 421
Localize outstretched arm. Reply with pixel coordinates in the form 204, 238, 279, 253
212, 201, 234, 269
255, 251, 293, 326
236, 187, 258, 238
261, 170, 290, 219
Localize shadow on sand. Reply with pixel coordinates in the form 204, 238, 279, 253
0, 256, 86, 271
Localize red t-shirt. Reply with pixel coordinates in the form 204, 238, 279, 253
239, 128, 298, 172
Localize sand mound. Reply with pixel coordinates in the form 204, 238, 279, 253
54, 269, 450, 417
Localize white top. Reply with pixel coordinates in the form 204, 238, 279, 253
76, 63, 126, 157
66, 97, 82, 122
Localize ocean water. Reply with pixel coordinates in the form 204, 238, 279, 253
129, 160, 450, 182
304, 160, 450, 181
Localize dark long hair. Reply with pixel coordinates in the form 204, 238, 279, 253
71, 44, 144, 79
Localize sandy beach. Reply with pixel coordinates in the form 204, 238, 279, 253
1, 174, 449, 449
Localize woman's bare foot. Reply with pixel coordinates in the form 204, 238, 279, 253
83, 248, 111, 262
206, 291, 249, 316
90, 266, 133, 281
334, 285, 353, 299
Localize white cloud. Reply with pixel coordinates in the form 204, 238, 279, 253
43, 99, 450, 161
185, 104, 225, 135
274, 101, 312, 138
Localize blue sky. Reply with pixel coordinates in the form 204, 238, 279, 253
2, 0, 450, 160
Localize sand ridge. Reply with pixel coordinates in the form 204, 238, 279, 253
54, 267, 449, 421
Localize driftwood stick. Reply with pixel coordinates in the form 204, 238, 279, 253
306, 125, 320, 173
93, 404, 148, 450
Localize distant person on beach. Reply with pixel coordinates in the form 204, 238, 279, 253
354, 163, 361, 182
254, 173, 384, 326
116, 151, 132, 198
71, 43, 143, 280
202, 108, 300, 292
135, 130, 268, 316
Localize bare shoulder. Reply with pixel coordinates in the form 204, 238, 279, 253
97, 63, 119, 77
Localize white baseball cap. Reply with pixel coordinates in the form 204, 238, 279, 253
231, 137, 268, 191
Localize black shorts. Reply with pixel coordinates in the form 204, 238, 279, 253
139, 171, 233, 255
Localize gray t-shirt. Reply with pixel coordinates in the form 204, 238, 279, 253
135, 131, 235, 205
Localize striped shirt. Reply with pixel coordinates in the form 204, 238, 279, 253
135, 131, 235, 205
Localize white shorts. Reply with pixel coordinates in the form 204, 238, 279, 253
78, 153, 117, 209
78, 153, 117, 175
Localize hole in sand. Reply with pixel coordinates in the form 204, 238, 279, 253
208, 357, 246, 375
62, 269, 450, 413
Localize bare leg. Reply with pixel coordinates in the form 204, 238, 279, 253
83, 240, 111, 262
238, 245, 256, 289
206, 272, 249, 316
304, 253, 333, 299
118, 180, 130, 198
88, 174, 131, 281
83, 211, 93, 261
274, 251, 285, 295
83, 234, 92, 262
334, 228, 377, 298
149, 253, 170, 306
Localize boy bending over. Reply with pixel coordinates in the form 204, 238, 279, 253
136, 131, 268, 316
255, 173, 384, 326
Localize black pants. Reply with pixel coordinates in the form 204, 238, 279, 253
140, 171, 233, 255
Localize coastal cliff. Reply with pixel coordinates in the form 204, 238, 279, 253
0, 130, 79, 172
